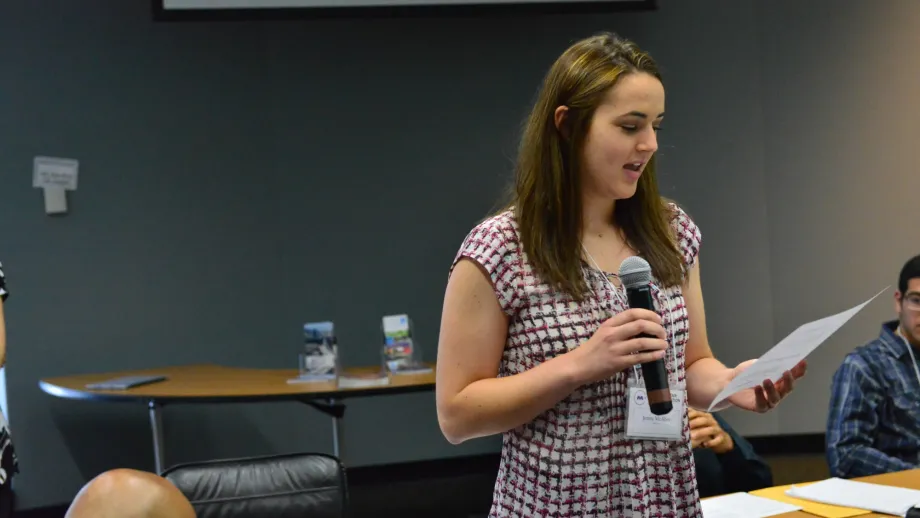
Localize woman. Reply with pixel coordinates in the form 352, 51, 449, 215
435, 33, 805, 517
0, 261, 17, 518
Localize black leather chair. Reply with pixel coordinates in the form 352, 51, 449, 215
161, 452, 347, 518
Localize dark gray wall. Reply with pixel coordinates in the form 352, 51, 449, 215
0, 0, 660, 509
1, 0, 915, 511
759, 0, 920, 435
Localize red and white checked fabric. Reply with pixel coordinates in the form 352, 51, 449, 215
450, 203, 703, 518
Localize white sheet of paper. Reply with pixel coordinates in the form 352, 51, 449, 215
708, 287, 888, 411
700, 492, 801, 518
785, 477, 920, 516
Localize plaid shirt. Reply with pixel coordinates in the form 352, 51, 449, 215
0, 262, 7, 300
827, 320, 920, 477
0, 261, 16, 483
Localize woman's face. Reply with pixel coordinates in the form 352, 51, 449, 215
580, 72, 664, 201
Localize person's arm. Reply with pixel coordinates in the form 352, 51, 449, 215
438, 214, 673, 445
436, 258, 583, 444
0, 263, 7, 369
826, 359, 914, 477
711, 414, 774, 493
682, 258, 805, 411
0, 297, 6, 369
666, 206, 744, 409
682, 260, 734, 410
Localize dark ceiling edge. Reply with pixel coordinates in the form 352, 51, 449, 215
151, 0, 657, 21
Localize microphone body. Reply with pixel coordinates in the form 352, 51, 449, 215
625, 283, 673, 415
619, 256, 672, 416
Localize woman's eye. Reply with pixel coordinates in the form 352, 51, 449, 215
621, 125, 638, 133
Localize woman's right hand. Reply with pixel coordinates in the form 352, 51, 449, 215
567, 308, 668, 384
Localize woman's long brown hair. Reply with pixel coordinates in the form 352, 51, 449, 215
503, 32, 685, 301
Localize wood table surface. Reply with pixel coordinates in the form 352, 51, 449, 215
757, 469, 920, 517
39, 363, 436, 403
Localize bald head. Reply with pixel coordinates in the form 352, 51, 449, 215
65, 469, 196, 518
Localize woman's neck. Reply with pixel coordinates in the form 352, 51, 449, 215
582, 193, 617, 239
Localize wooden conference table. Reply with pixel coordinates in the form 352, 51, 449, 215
731, 469, 920, 517
39, 363, 436, 474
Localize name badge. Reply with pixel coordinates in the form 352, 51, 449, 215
625, 379, 686, 442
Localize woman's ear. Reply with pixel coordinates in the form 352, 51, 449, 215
554, 105, 570, 140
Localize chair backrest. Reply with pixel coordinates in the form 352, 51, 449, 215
161, 452, 347, 518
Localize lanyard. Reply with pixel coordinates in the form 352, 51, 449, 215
899, 328, 920, 390
582, 246, 628, 307
581, 247, 674, 381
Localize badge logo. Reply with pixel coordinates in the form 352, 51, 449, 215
634, 390, 646, 406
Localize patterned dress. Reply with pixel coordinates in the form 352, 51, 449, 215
0, 262, 17, 490
450, 203, 703, 518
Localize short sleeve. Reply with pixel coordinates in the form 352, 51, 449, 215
668, 203, 702, 272
0, 261, 8, 301
450, 213, 523, 316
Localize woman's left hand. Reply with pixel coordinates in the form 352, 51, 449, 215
727, 359, 807, 412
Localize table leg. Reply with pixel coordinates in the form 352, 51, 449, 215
330, 398, 344, 459
148, 400, 166, 474
305, 399, 346, 462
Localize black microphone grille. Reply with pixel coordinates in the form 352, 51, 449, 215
618, 256, 652, 288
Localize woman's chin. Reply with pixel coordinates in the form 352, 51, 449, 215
608, 184, 639, 201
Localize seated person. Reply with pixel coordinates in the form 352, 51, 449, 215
827, 254, 920, 478
64, 468, 195, 518
0, 262, 17, 518
690, 408, 773, 497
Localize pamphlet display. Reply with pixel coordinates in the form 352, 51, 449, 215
287, 314, 432, 386
382, 314, 432, 375
289, 321, 338, 383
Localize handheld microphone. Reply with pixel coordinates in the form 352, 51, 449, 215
618, 256, 672, 416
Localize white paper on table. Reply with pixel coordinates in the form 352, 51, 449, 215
700, 492, 801, 518
708, 286, 889, 411
785, 477, 920, 517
